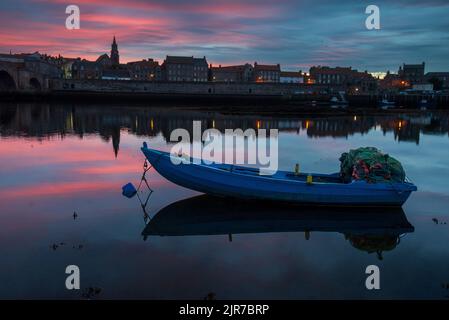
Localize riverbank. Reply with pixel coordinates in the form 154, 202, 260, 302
1, 78, 449, 109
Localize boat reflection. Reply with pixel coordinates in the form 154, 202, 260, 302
142, 195, 415, 259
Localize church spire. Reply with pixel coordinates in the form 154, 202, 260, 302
111, 35, 119, 67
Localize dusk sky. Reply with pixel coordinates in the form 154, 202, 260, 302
1, 0, 448, 72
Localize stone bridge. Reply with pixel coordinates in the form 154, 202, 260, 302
0, 56, 49, 92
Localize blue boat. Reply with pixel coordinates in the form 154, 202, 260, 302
141, 142, 417, 207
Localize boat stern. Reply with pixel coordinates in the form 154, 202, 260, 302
394, 182, 417, 206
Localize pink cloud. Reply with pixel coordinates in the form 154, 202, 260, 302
1, 0, 287, 61
32, 0, 284, 18
81, 13, 173, 28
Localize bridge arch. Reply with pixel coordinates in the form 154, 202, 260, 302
0, 70, 16, 91
29, 77, 42, 91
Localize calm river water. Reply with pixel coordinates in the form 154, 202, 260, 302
0, 103, 448, 299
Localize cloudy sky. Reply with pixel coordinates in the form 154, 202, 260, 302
1, 0, 448, 72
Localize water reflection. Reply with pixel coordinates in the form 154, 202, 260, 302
1, 102, 449, 299
1, 104, 448, 157
142, 195, 414, 260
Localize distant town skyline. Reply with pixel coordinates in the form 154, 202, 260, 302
1, 0, 449, 72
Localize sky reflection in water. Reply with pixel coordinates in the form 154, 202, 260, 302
0, 104, 448, 299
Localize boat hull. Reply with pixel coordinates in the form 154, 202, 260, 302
141, 144, 417, 207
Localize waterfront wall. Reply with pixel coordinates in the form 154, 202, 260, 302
47, 79, 449, 108
2, 77, 449, 109
50, 79, 304, 96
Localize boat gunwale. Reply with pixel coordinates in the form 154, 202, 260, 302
142, 146, 417, 192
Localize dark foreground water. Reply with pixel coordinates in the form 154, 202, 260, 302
0, 103, 448, 299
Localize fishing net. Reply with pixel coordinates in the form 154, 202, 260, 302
339, 147, 406, 183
